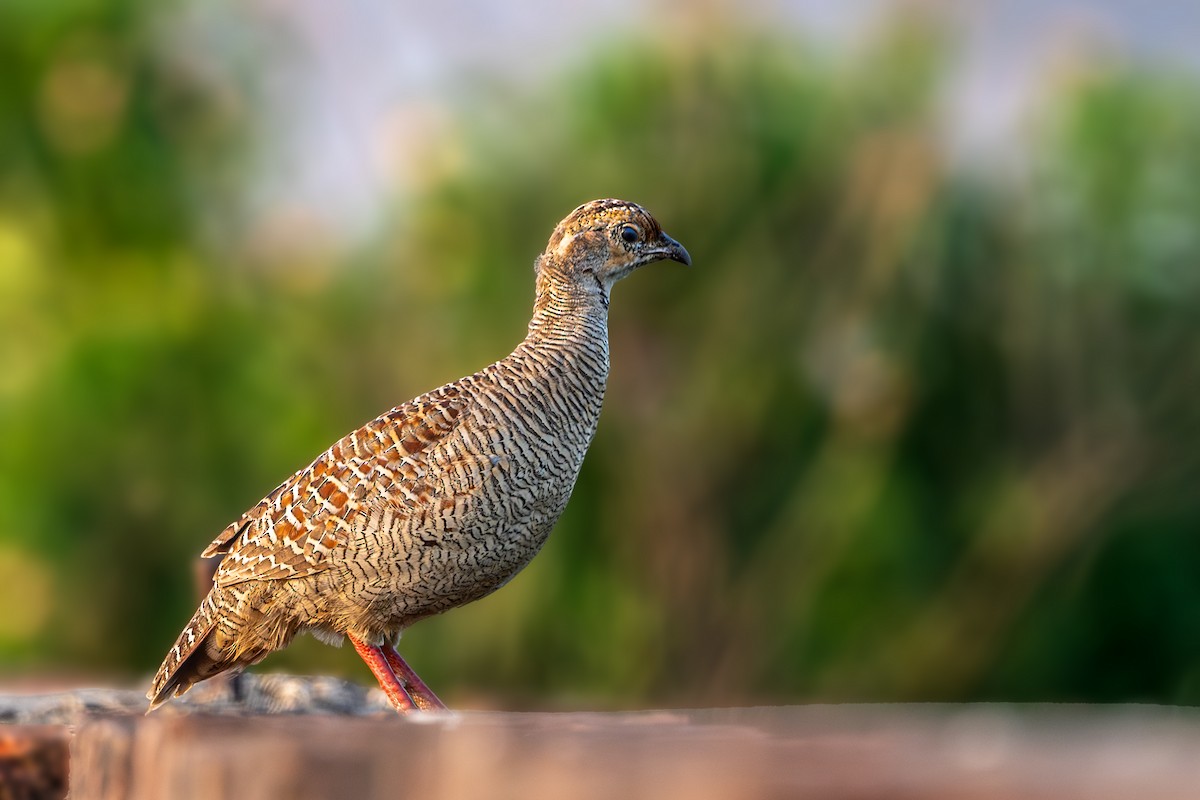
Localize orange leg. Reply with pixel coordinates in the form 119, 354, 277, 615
349, 634, 417, 713
381, 644, 447, 711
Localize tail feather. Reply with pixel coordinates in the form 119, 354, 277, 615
146, 593, 223, 710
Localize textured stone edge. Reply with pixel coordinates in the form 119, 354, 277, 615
0, 673, 393, 726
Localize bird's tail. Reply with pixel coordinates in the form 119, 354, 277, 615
146, 590, 227, 711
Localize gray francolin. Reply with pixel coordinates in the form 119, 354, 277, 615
148, 199, 690, 713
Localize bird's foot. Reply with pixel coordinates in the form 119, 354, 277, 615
349, 635, 418, 713
381, 643, 447, 711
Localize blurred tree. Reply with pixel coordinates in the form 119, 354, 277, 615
0, 0, 260, 668
2, 5, 1199, 710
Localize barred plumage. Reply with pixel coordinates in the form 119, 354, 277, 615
148, 199, 690, 712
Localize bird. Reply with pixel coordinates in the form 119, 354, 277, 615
147, 199, 691, 713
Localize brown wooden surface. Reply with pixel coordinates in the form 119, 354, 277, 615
60, 704, 1200, 800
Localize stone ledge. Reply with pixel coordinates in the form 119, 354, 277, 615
3, 680, 1200, 800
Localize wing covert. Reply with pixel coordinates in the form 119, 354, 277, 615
203, 388, 469, 587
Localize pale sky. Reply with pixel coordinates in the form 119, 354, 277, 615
191, 0, 1200, 241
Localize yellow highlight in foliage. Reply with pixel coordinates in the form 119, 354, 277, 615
0, 222, 39, 299
0, 546, 52, 644
0, 221, 49, 401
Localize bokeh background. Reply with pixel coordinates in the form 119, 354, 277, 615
2, 0, 1199, 709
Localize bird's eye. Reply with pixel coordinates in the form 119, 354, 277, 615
619, 225, 639, 243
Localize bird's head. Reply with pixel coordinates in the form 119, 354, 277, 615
536, 199, 690, 301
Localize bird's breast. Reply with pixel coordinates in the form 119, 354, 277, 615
335, 336, 611, 626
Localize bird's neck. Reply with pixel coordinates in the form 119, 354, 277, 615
518, 271, 611, 384
526, 270, 608, 343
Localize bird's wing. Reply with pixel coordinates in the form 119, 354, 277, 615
203, 386, 470, 587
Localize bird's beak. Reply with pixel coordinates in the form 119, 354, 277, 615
654, 233, 692, 267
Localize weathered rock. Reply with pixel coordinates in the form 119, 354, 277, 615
0, 674, 390, 727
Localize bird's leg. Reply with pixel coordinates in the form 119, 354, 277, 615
349, 634, 417, 713
381, 644, 447, 711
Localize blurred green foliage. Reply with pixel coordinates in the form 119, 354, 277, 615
2, 4, 1199, 708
